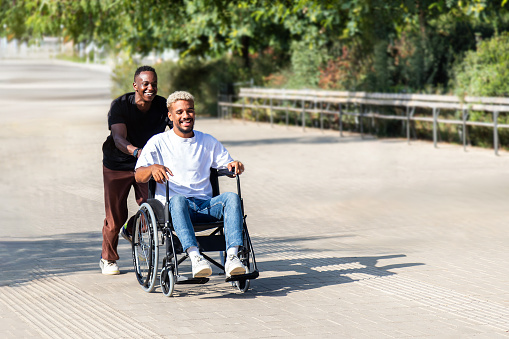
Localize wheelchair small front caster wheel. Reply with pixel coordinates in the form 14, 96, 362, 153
234, 279, 250, 293
160, 267, 175, 297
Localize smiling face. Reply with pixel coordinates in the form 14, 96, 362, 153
133, 71, 157, 102
169, 99, 195, 138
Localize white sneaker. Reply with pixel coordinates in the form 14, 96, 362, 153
225, 254, 246, 277
100, 259, 120, 275
189, 254, 212, 278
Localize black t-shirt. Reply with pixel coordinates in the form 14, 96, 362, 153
102, 92, 171, 171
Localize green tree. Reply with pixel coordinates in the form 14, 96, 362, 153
2, 0, 508, 93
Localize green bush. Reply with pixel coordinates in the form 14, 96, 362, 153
285, 41, 327, 89
111, 61, 137, 99
158, 57, 242, 115
365, 40, 393, 92
453, 33, 509, 97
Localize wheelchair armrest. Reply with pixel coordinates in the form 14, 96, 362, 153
211, 168, 243, 199
217, 167, 243, 178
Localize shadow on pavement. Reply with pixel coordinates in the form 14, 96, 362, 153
221, 135, 381, 147
247, 254, 423, 297
0, 231, 104, 286
0, 232, 424, 301
177, 235, 425, 299
196, 253, 424, 300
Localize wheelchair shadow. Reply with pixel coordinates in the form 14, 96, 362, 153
196, 254, 424, 300
184, 235, 425, 299
250, 254, 423, 296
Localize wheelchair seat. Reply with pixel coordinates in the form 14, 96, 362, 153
147, 168, 225, 230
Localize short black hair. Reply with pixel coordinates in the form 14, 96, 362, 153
134, 65, 156, 82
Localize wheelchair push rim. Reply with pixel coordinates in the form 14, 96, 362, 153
132, 203, 159, 293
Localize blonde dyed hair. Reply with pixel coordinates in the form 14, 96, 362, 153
167, 91, 195, 110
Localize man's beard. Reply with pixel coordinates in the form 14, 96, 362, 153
176, 120, 194, 135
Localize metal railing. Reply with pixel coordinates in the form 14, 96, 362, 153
218, 88, 509, 155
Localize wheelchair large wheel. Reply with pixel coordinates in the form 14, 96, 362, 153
132, 203, 159, 293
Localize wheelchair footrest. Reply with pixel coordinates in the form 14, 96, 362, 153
225, 270, 259, 282
175, 275, 209, 285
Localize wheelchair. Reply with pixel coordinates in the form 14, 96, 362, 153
130, 168, 259, 297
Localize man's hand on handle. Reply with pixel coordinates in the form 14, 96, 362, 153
228, 160, 244, 176
135, 164, 172, 183
150, 164, 173, 183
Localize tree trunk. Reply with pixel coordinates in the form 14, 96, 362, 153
416, 0, 427, 40
241, 35, 250, 69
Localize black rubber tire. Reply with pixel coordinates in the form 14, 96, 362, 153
234, 278, 250, 293
234, 237, 252, 293
132, 203, 159, 293
160, 266, 175, 297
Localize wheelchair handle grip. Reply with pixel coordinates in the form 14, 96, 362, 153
217, 167, 237, 177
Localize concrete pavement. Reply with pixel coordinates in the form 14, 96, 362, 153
1, 59, 509, 338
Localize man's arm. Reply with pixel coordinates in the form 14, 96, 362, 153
135, 164, 173, 183
111, 123, 140, 157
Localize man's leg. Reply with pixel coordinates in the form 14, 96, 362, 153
194, 192, 245, 277
169, 194, 199, 251
196, 192, 244, 251
169, 195, 212, 278
124, 179, 149, 235
102, 166, 134, 262
133, 180, 149, 205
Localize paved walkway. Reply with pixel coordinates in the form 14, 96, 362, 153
1, 59, 509, 338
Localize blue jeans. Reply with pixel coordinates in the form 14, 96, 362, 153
169, 192, 244, 252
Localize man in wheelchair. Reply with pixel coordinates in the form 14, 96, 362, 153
134, 91, 247, 279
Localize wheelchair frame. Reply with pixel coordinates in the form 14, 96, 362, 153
131, 168, 259, 297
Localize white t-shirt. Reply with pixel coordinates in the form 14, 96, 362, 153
135, 129, 234, 204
